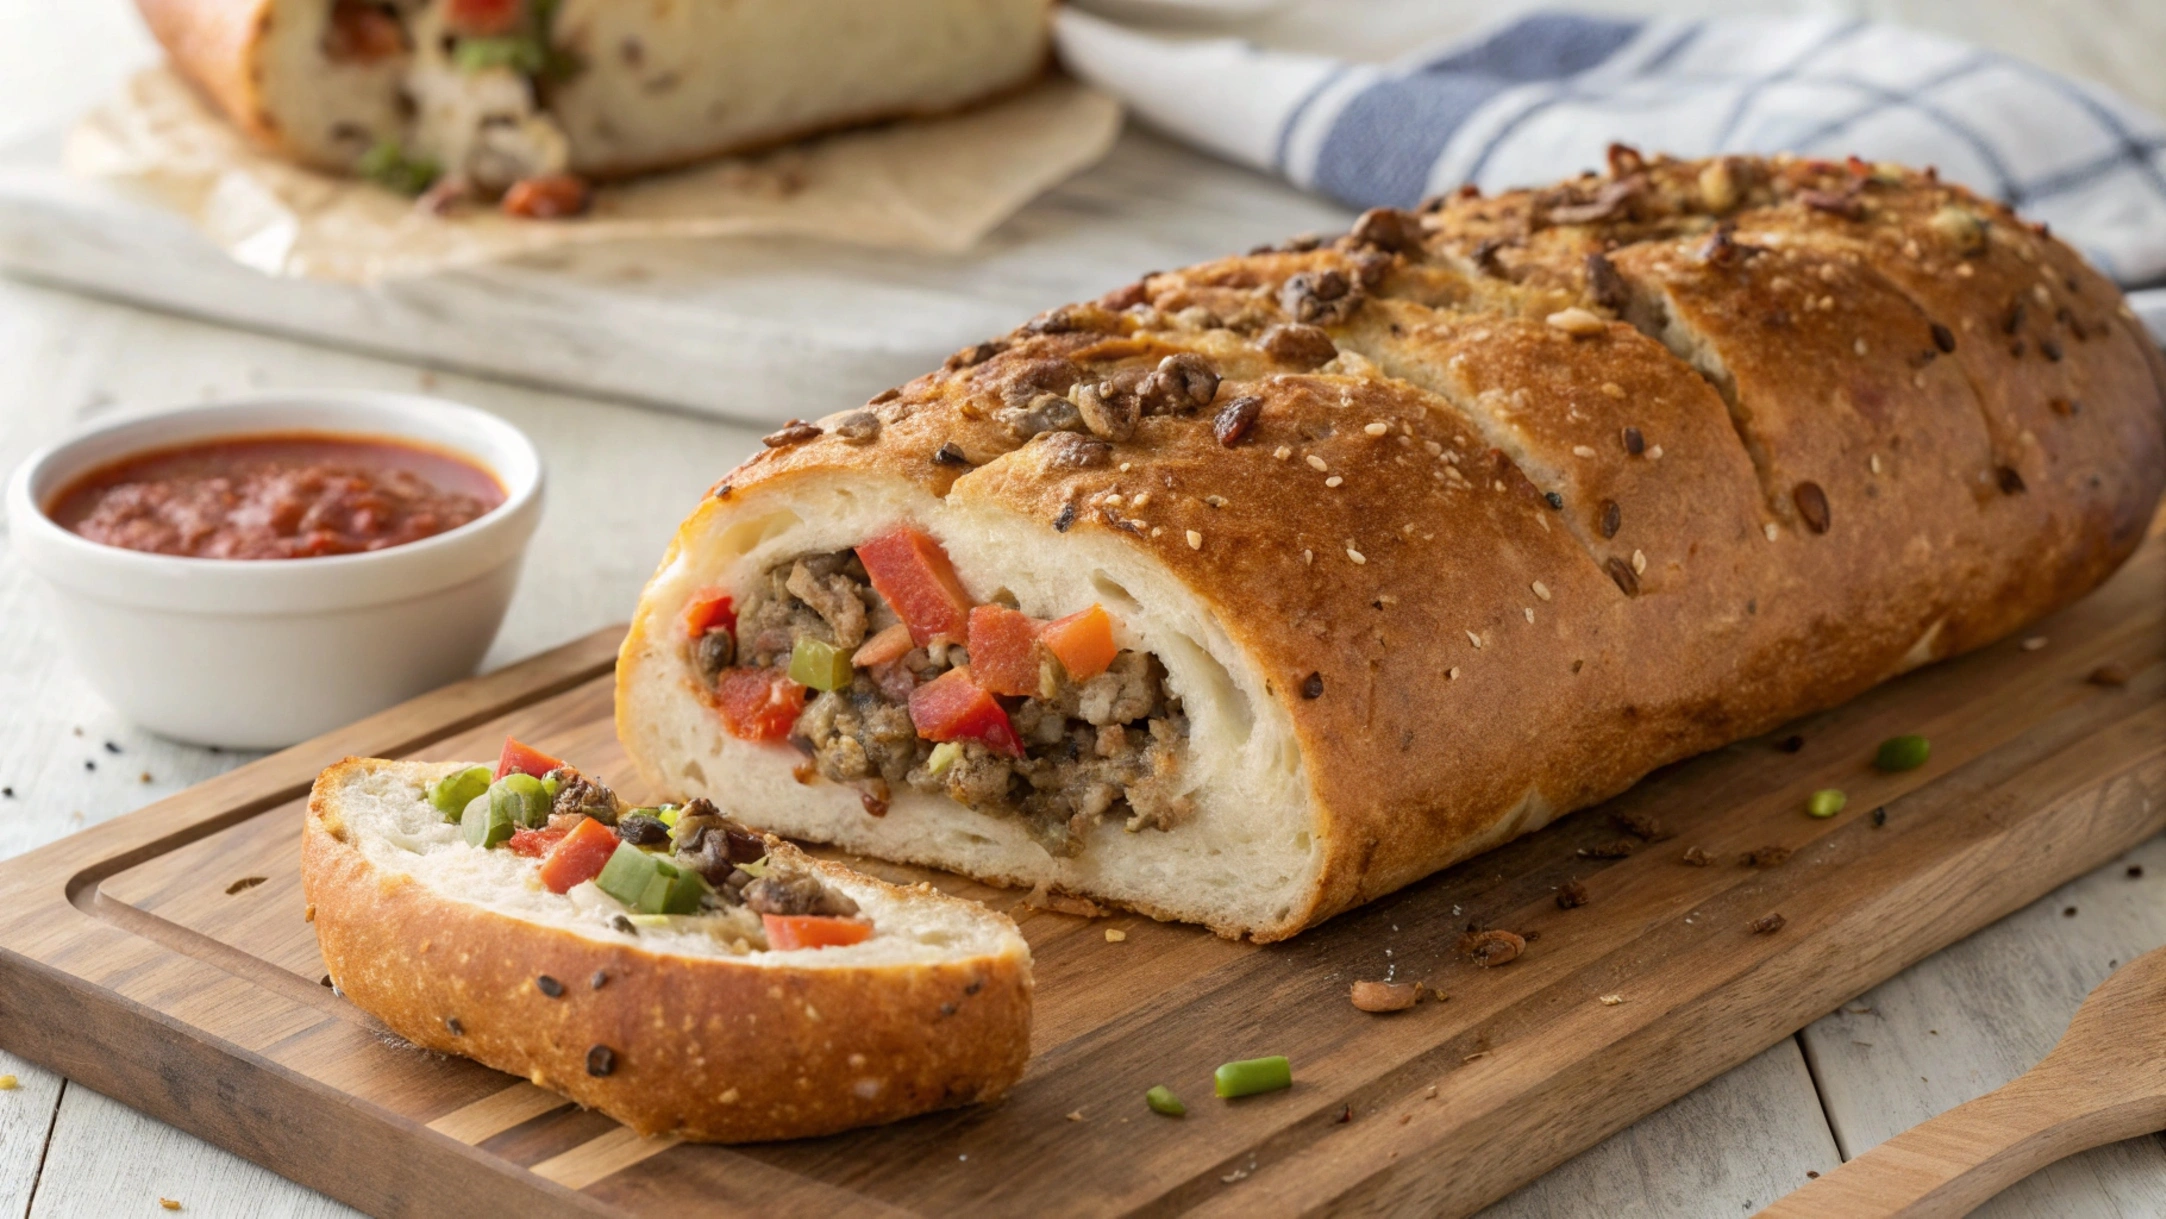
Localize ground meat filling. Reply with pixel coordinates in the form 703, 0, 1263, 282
725, 549, 1192, 854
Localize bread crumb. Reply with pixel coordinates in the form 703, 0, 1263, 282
1599, 994, 1624, 1006
0, 1075, 17, 1090
1351, 980, 1422, 1012
159, 1201, 182, 1212
1066, 1110, 1086, 1121
1104, 928, 1127, 942
2021, 636, 2048, 651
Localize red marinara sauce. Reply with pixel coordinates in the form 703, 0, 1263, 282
46, 433, 506, 560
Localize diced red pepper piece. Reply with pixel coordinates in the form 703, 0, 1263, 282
851, 621, 915, 668
967, 605, 1045, 697
496, 737, 565, 781
507, 827, 568, 859
537, 816, 620, 894
682, 587, 736, 639
444, 0, 524, 35
762, 913, 874, 951
1041, 604, 1117, 682
715, 667, 808, 742
908, 666, 1023, 757
856, 526, 973, 646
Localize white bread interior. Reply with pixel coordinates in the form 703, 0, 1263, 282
617, 471, 1325, 937
324, 758, 1023, 969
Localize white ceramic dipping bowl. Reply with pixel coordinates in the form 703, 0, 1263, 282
7, 392, 544, 749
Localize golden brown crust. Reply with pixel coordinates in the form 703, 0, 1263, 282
133, 0, 283, 155
628, 154, 2165, 940
302, 759, 1032, 1141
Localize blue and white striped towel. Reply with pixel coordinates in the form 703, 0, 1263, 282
1055, 8, 2166, 323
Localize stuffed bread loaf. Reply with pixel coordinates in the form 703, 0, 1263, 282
304, 753, 1032, 1140
617, 150, 2166, 942
135, 0, 1049, 198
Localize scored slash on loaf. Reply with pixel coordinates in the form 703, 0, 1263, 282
617, 149, 2165, 941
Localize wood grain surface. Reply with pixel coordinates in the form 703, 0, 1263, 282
0, 505, 2157, 1217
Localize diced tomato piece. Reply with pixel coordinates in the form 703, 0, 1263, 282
761, 913, 874, 951
537, 816, 620, 894
682, 587, 736, 639
851, 621, 915, 668
444, 0, 523, 35
856, 526, 973, 646
967, 604, 1045, 697
496, 736, 565, 780
908, 666, 1023, 757
715, 667, 808, 742
1041, 604, 1117, 682
507, 827, 568, 858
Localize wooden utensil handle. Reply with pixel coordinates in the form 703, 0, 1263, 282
1758, 1069, 2160, 1218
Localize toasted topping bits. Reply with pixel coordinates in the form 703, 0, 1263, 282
2040, 338, 2064, 362
1523, 607, 1535, 623
1698, 158, 1739, 212
1073, 371, 1143, 442
1105, 928, 1127, 942
1764, 522, 1781, 542
1364, 422, 1390, 437
446, 1016, 464, 1036
1054, 502, 1077, 532
1697, 222, 1744, 265
1874, 734, 1931, 772
1798, 187, 1863, 220
1273, 445, 1292, 460
869, 387, 902, 405
536, 974, 564, 998
1598, 499, 1621, 539
1527, 581, 1551, 603
1681, 846, 1715, 866
1256, 322, 1339, 368
1614, 810, 1669, 840
1461, 929, 1525, 967
1605, 556, 1640, 597
1556, 879, 1590, 909
590, 970, 608, 990
1301, 672, 1324, 700
1741, 844, 1793, 867
1621, 426, 1645, 455
1870, 454, 1884, 475
1138, 352, 1221, 415
1993, 464, 2029, 496
2089, 664, 2131, 687
832, 411, 881, 445
1447, 667, 1461, 680
1632, 548, 1647, 575
1793, 481, 1831, 533
1930, 322, 1956, 353
1325, 476, 1344, 488
1546, 307, 1607, 337
1579, 838, 1637, 859
1465, 630, 1482, 649
1808, 788, 1848, 818
1750, 912, 1787, 935
1585, 251, 1630, 311
1350, 206, 1423, 254
1853, 338, 1870, 357
1572, 444, 1598, 458
2022, 636, 2049, 651
585, 1045, 617, 1077
1346, 548, 1367, 564
1281, 268, 1361, 324
762, 420, 822, 448
931, 442, 971, 467
945, 341, 998, 370
1544, 491, 1565, 510
1350, 980, 1423, 1012
1305, 454, 1329, 472
1038, 431, 1113, 470
1648, 444, 1664, 460
1929, 205, 1987, 253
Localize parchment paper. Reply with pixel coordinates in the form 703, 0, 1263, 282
65, 68, 1123, 283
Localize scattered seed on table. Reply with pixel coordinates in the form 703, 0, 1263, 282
1874, 735, 1930, 772
2128, 865, 2145, 879
1750, 913, 1787, 934
1777, 735, 1805, 753
1871, 806, 1887, 828
1145, 1085, 1186, 1117
2063, 906, 2078, 918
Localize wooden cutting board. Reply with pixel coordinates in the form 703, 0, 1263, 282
0, 521, 2159, 1219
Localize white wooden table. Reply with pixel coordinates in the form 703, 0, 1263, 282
1, 3, 2162, 1216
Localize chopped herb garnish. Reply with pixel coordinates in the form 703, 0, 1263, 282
357, 139, 440, 196
1145, 1085, 1186, 1117
1873, 734, 1930, 772
1807, 788, 1847, 819
1214, 1056, 1292, 1099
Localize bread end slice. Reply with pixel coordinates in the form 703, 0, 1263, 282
303, 757, 1032, 1142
